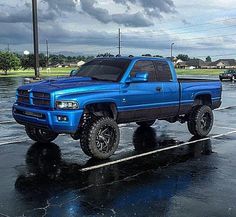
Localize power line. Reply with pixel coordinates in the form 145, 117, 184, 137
122, 32, 236, 43
158, 17, 236, 32
143, 23, 236, 38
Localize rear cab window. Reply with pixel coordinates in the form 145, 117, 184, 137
154, 60, 173, 82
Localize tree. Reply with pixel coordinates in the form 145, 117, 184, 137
39, 53, 47, 67
20, 54, 34, 69
206, 56, 212, 62
153, 55, 163, 58
20, 53, 47, 69
142, 54, 152, 57
176, 54, 190, 61
0, 51, 20, 75
49, 54, 65, 65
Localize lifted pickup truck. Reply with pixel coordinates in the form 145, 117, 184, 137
13, 57, 222, 159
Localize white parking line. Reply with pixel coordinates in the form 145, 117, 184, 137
215, 106, 236, 111
0, 137, 29, 146
79, 130, 236, 172
0, 109, 12, 112
214, 126, 236, 130
0, 121, 15, 124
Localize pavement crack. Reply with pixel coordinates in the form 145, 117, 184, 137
0, 212, 10, 217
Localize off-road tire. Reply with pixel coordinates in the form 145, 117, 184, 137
136, 120, 156, 127
25, 126, 38, 141
80, 117, 120, 159
187, 105, 213, 137
25, 126, 58, 143
80, 116, 97, 157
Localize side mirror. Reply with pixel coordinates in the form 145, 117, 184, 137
126, 72, 149, 83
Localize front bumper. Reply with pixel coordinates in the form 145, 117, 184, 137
12, 103, 83, 134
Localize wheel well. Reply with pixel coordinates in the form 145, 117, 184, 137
193, 94, 212, 107
84, 102, 118, 120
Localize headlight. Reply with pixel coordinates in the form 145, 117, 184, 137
56, 101, 79, 109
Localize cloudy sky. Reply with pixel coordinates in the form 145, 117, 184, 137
1, 0, 236, 59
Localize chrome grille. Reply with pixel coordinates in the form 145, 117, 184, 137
16, 90, 51, 108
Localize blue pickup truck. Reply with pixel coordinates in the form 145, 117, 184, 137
13, 57, 222, 159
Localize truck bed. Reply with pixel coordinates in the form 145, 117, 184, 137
178, 78, 219, 83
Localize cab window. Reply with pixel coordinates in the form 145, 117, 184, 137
130, 61, 157, 82
154, 61, 173, 82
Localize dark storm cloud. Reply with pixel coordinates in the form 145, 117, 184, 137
0, 20, 227, 54
0, 23, 32, 44
0, 10, 57, 23
0, 0, 76, 24
113, 0, 176, 18
1, 22, 191, 51
80, 0, 153, 27
42, 0, 77, 13
80, 0, 111, 23
112, 12, 153, 27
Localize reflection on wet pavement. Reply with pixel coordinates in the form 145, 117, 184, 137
14, 127, 213, 217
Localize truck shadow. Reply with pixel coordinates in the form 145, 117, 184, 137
15, 126, 212, 190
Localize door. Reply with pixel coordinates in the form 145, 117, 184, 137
153, 60, 179, 117
119, 60, 165, 123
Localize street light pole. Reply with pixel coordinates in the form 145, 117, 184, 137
32, 0, 40, 78
46, 39, 49, 68
171, 42, 175, 61
118, 28, 121, 56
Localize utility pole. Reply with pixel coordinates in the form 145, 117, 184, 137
118, 28, 121, 56
46, 39, 49, 68
7, 43, 10, 52
32, 0, 40, 78
171, 42, 174, 61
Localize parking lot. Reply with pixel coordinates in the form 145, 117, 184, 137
0, 77, 236, 217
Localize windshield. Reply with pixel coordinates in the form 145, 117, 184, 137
75, 59, 131, 82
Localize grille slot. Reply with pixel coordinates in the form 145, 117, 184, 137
33, 99, 50, 106
33, 92, 50, 99
17, 96, 30, 103
17, 90, 30, 104
32, 92, 51, 108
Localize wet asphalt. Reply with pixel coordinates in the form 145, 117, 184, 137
0, 77, 236, 217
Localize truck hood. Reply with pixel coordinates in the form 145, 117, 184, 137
19, 77, 120, 95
